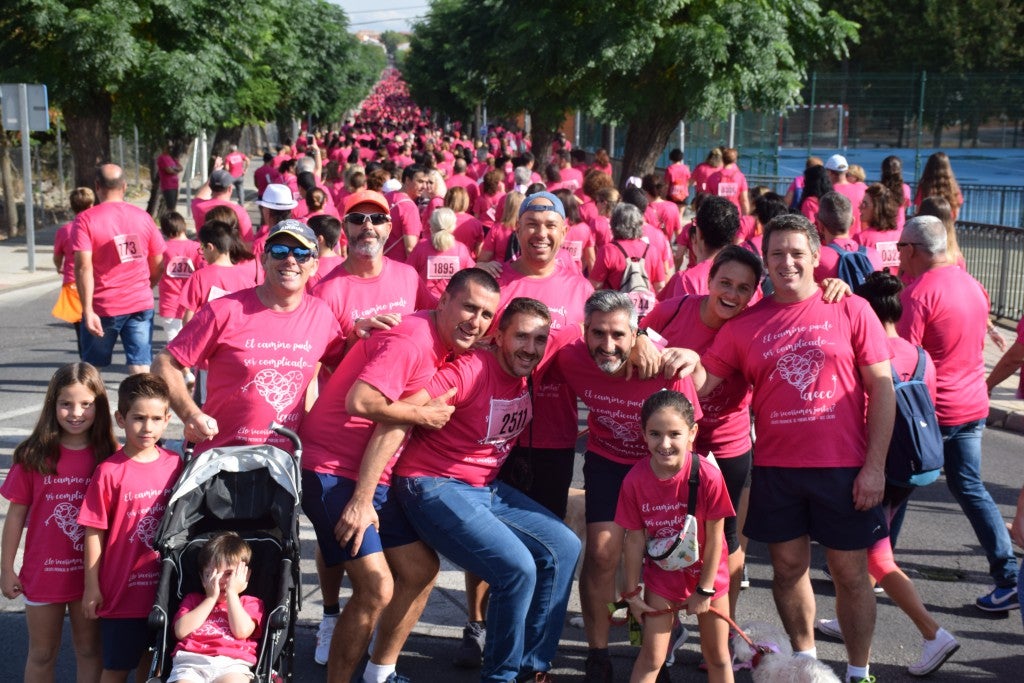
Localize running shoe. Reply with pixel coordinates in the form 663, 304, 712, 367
453, 621, 486, 668
907, 628, 959, 677
314, 615, 337, 665
815, 618, 843, 641
975, 585, 1019, 612
663, 621, 688, 667
584, 651, 614, 683
739, 564, 750, 590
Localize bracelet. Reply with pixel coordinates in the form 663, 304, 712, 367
695, 586, 716, 597
621, 585, 643, 600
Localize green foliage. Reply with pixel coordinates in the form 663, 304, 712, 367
0, 0, 382, 140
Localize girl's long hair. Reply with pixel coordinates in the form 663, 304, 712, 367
13, 363, 117, 474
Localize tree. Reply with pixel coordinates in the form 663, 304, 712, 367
406, 0, 857, 176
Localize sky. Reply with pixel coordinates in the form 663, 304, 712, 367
335, 0, 426, 33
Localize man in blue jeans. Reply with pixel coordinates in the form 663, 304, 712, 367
898, 215, 1019, 611
388, 297, 582, 683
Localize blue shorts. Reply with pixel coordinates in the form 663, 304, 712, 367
743, 465, 888, 551
301, 470, 419, 566
100, 617, 150, 671
80, 309, 154, 367
583, 452, 635, 524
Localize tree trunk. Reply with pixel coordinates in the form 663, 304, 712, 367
0, 132, 19, 237
620, 111, 680, 183
211, 125, 243, 160
64, 94, 113, 188
530, 128, 555, 166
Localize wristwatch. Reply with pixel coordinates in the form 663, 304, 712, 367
695, 586, 716, 597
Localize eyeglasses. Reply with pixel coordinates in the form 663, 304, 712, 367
267, 243, 315, 263
895, 242, 920, 249
345, 212, 390, 225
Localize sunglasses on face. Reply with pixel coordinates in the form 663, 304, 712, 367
267, 243, 315, 263
345, 212, 390, 225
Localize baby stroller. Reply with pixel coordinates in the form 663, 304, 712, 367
147, 423, 303, 682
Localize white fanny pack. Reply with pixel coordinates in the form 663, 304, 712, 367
645, 452, 700, 572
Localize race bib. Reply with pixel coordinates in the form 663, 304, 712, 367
877, 241, 900, 269
165, 256, 195, 279
207, 285, 230, 302
717, 182, 738, 198
426, 255, 460, 280
562, 240, 583, 261
113, 233, 142, 263
483, 392, 532, 445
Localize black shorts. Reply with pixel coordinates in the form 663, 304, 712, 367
743, 466, 887, 551
716, 450, 752, 554
583, 452, 635, 524
100, 617, 150, 671
498, 446, 576, 519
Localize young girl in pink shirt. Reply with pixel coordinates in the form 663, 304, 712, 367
1, 362, 118, 682
158, 212, 202, 345
615, 391, 734, 683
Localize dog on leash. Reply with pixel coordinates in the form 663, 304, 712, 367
731, 621, 841, 683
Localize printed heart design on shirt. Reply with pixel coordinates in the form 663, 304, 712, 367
245, 369, 303, 416
45, 502, 85, 551
773, 349, 825, 393
130, 514, 160, 547
596, 414, 641, 444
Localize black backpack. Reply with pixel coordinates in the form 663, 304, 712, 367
826, 242, 875, 288
886, 347, 943, 487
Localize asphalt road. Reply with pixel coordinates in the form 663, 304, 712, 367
1, 280, 1022, 682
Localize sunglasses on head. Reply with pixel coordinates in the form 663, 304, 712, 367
267, 243, 315, 263
345, 212, 390, 225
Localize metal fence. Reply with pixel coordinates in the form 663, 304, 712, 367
957, 222, 1024, 322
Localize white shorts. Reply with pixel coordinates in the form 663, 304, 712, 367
168, 652, 254, 682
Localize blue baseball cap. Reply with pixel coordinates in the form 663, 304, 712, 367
518, 191, 565, 219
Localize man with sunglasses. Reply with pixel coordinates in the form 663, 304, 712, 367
153, 219, 344, 456
311, 189, 432, 348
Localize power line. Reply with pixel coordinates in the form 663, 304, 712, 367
348, 15, 423, 27
346, 4, 426, 14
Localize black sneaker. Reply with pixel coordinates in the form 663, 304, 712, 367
453, 621, 486, 668
584, 652, 614, 683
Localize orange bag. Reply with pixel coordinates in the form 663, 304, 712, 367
51, 282, 82, 323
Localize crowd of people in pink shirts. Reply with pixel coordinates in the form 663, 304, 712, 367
9, 67, 1024, 683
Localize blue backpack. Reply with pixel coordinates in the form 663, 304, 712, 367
826, 242, 874, 288
887, 347, 943, 487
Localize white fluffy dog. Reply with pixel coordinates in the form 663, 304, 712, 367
731, 621, 841, 683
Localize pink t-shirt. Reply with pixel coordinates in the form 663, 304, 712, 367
453, 212, 485, 254
643, 223, 673, 273
705, 166, 748, 212
555, 340, 702, 465
591, 239, 666, 291
813, 237, 882, 282
897, 266, 989, 425
0, 446, 97, 602
645, 296, 752, 459
77, 448, 182, 617
446, 174, 480, 205
614, 456, 733, 602
661, 258, 712, 300
472, 193, 502, 230
833, 183, 866, 236
158, 238, 203, 318
253, 165, 282, 198
887, 336, 937, 404
481, 224, 515, 261
71, 201, 165, 317
54, 221, 76, 284
173, 593, 263, 664
645, 201, 682, 242
691, 163, 717, 195
157, 154, 180, 191
301, 312, 448, 483
191, 198, 254, 244
895, 183, 912, 231
167, 289, 344, 455
178, 260, 260, 317
224, 152, 247, 179
800, 196, 820, 224
560, 166, 584, 193
561, 222, 595, 273
406, 239, 475, 303
703, 294, 890, 468
496, 266, 595, 450
310, 258, 431, 339
385, 195, 421, 263
394, 350, 531, 487
665, 164, 692, 204
855, 228, 900, 251
304, 252, 343, 292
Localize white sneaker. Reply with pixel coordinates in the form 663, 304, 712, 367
815, 618, 843, 641
315, 616, 337, 665
664, 621, 688, 667
907, 628, 959, 676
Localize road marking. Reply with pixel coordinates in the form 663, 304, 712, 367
0, 404, 43, 421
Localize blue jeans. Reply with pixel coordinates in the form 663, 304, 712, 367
80, 308, 154, 367
395, 476, 581, 683
941, 419, 1017, 586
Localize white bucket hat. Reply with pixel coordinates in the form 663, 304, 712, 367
258, 183, 298, 210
